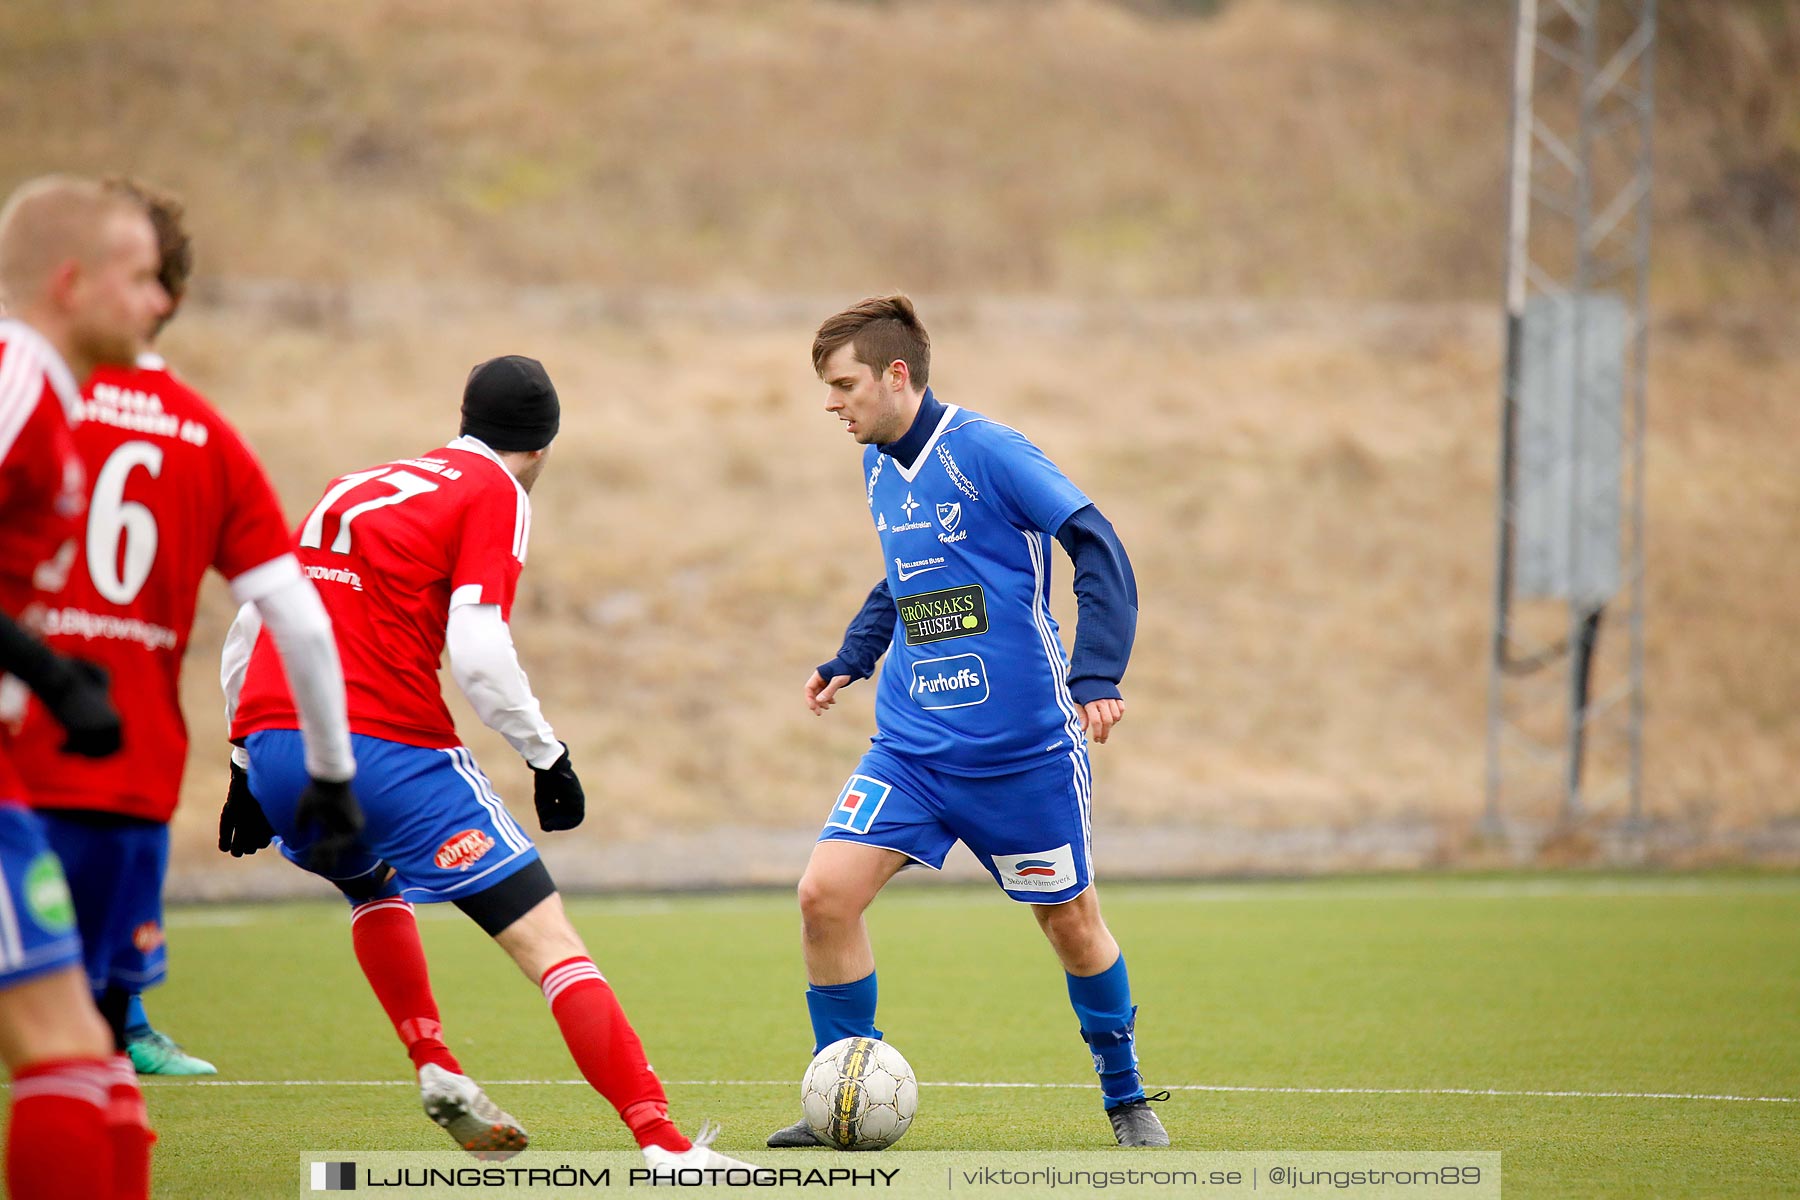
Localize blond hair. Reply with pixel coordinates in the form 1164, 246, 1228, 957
0, 175, 142, 306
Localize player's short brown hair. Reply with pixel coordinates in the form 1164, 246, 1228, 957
104, 177, 193, 305
812, 294, 931, 389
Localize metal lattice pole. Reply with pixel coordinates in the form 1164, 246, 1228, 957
1484, 0, 1654, 838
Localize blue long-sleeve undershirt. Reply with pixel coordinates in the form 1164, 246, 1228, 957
1054, 504, 1138, 705
817, 580, 898, 685
817, 503, 1138, 707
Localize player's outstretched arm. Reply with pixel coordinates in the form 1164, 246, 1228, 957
445, 602, 583, 831
1054, 505, 1139, 746
807, 578, 897, 715
0, 610, 121, 757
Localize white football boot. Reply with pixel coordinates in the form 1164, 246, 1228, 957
418, 1062, 529, 1158
642, 1121, 765, 1184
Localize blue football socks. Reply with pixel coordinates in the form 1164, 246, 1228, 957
124, 991, 153, 1041
805, 972, 883, 1056
1066, 954, 1145, 1109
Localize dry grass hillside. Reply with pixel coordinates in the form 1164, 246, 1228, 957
1, 0, 1796, 882
2, 0, 1797, 302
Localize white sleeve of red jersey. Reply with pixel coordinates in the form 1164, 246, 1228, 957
445, 603, 563, 769
228, 551, 305, 605
237, 570, 358, 783
221, 602, 259, 720
220, 602, 259, 768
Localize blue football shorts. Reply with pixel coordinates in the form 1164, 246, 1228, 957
817, 745, 1094, 905
246, 730, 540, 907
37, 811, 170, 994
0, 803, 85, 990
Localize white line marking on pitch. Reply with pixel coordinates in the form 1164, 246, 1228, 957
164, 876, 1800, 927
129, 1079, 1798, 1104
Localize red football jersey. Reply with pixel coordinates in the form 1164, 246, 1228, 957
10, 355, 295, 822
232, 436, 529, 749
0, 320, 88, 806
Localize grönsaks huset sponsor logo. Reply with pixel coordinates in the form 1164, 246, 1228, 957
896, 583, 988, 646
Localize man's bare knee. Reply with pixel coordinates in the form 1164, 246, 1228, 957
797, 842, 906, 933
798, 871, 863, 933
1034, 888, 1119, 975
1038, 899, 1097, 935
1038, 905, 1090, 951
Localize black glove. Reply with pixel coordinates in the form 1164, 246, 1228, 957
218, 760, 276, 857
532, 746, 585, 832
37, 657, 123, 758
0, 616, 120, 756
293, 776, 364, 873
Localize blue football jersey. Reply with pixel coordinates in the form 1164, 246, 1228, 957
865, 404, 1090, 775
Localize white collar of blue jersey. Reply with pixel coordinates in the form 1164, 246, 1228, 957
891, 404, 960, 484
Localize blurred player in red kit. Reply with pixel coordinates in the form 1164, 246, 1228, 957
0, 174, 166, 1200
10, 180, 361, 1089
223, 356, 755, 1175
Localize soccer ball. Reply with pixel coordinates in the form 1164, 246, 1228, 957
800, 1036, 918, 1150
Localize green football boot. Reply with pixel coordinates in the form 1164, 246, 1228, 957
128, 1030, 218, 1076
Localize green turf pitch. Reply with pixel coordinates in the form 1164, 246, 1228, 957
25, 874, 1800, 1198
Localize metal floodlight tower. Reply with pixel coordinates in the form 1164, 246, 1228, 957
1484, 0, 1655, 832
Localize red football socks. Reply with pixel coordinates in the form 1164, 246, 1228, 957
539, 956, 688, 1152
105, 1054, 155, 1200
351, 898, 463, 1075
6, 1057, 115, 1200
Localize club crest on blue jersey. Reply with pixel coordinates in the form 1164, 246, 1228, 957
935, 502, 962, 533
827, 775, 892, 835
